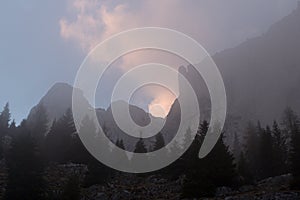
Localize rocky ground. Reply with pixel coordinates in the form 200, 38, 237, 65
81, 172, 300, 200
81, 173, 184, 200
0, 162, 299, 199
198, 174, 300, 200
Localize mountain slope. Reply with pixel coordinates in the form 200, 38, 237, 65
212, 5, 300, 123
27, 83, 75, 123
27, 83, 165, 149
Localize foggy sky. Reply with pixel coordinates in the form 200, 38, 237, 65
0, 0, 298, 123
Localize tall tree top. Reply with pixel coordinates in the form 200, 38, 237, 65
0, 102, 11, 129
153, 132, 165, 151
134, 138, 147, 153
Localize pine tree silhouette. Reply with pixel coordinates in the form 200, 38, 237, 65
45, 108, 75, 163
152, 132, 165, 151
272, 120, 287, 176
5, 124, 45, 200
285, 108, 300, 188
182, 121, 237, 198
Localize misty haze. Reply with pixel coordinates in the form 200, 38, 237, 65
1, 1, 300, 199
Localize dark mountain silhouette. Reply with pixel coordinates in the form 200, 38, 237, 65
162, 6, 300, 147
27, 83, 165, 149
27, 5, 300, 144
178, 5, 300, 126
213, 5, 300, 123
97, 100, 165, 150
27, 82, 75, 124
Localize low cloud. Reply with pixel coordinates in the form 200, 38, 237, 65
60, 0, 297, 53
60, 0, 139, 52
59, 0, 298, 115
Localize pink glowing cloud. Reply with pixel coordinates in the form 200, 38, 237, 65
59, 0, 296, 116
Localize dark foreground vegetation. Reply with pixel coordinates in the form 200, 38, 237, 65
0, 103, 300, 199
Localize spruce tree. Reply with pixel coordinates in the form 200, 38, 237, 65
110, 139, 129, 171
45, 109, 75, 163
164, 138, 184, 180
182, 121, 211, 198
0, 103, 11, 158
81, 115, 112, 186
182, 121, 237, 198
206, 133, 237, 187
68, 115, 97, 164
287, 109, 300, 189
291, 124, 300, 188
9, 119, 16, 135
134, 138, 147, 153
0, 102, 11, 137
152, 132, 165, 151
183, 127, 193, 150
5, 126, 45, 200
282, 107, 299, 156
130, 138, 148, 172
233, 132, 241, 161
68, 133, 90, 164
272, 121, 287, 175
258, 126, 274, 179
237, 151, 253, 184
28, 103, 48, 143
117, 139, 125, 149
244, 122, 260, 180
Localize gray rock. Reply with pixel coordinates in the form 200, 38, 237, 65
95, 192, 108, 200
111, 190, 131, 200
215, 186, 233, 197
239, 185, 255, 193
257, 174, 292, 190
